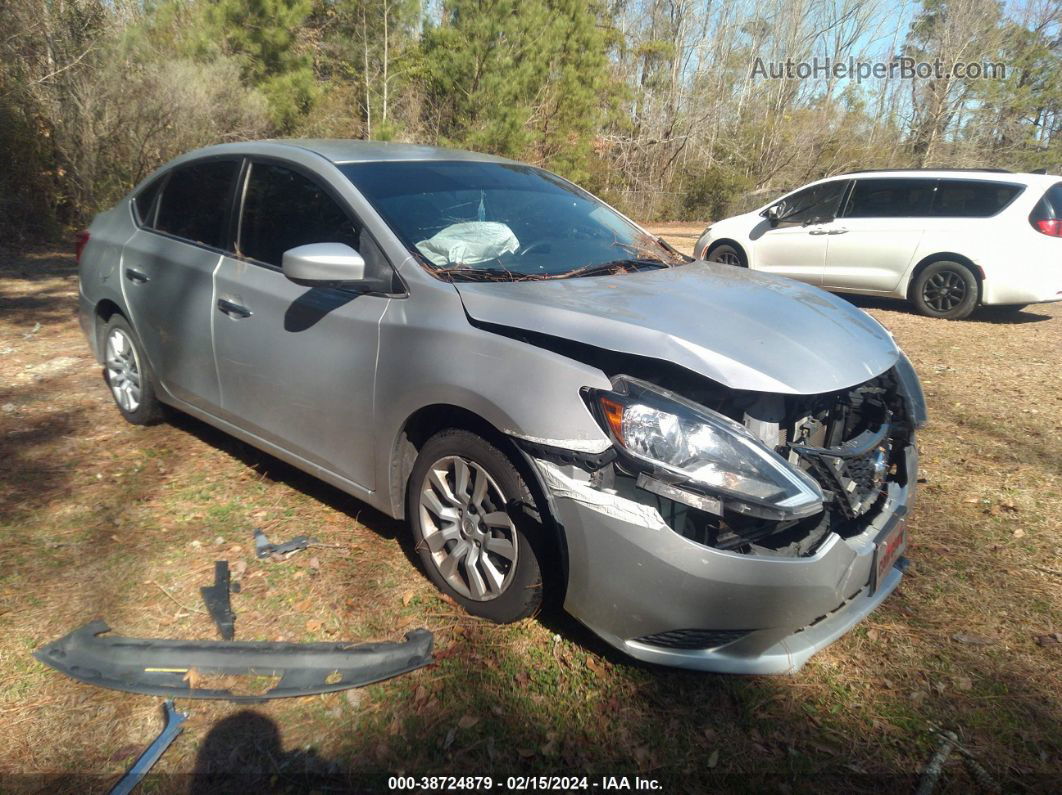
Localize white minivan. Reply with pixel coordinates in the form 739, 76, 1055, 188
694, 170, 1062, 319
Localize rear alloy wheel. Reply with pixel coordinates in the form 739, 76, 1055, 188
911, 261, 978, 319
409, 430, 543, 622
102, 315, 165, 425
707, 243, 745, 267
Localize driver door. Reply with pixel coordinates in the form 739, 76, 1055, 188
212, 160, 394, 490
753, 180, 851, 286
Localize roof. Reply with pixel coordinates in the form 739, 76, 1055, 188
265, 138, 521, 165
832, 168, 1056, 184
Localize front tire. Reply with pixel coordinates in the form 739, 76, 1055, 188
408, 430, 544, 623
706, 242, 746, 267
102, 315, 165, 425
910, 261, 979, 319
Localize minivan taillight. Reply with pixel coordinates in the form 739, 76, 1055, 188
75, 230, 90, 263
1032, 218, 1062, 237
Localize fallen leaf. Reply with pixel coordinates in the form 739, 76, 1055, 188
306, 618, 322, 633
231, 560, 247, 579
517, 748, 535, 759
345, 688, 364, 709
443, 728, 456, 750
866, 628, 880, 642
951, 632, 997, 646
457, 714, 480, 729
707, 749, 720, 768
1013, 528, 1026, 539
402, 591, 415, 606
955, 676, 973, 691
308, 556, 320, 575
1035, 632, 1061, 646
183, 668, 205, 689
586, 656, 601, 673
413, 685, 428, 703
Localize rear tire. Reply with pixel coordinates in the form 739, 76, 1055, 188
706, 242, 746, 267
910, 261, 979, 319
102, 315, 165, 425
408, 429, 544, 623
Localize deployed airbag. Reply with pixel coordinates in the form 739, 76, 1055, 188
34, 619, 433, 702
416, 221, 519, 266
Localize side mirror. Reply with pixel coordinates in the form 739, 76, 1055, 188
282, 243, 366, 287
766, 205, 782, 227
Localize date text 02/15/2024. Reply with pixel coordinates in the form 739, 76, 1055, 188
388, 776, 663, 791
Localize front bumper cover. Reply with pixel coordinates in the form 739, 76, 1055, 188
34, 620, 433, 702
537, 444, 917, 674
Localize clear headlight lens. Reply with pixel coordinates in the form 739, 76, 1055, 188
594, 376, 823, 517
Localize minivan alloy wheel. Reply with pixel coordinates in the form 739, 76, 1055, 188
418, 455, 518, 601
921, 269, 967, 312
105, 327, 142, 412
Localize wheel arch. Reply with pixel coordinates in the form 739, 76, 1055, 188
388, 403, 568, 586
93, 299, 127, 363
904, 252, 984, 303
705, 238, 749, 267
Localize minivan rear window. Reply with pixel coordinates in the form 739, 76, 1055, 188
1032, 182, 1062, 219
154, 160, 240, 249
842, 179, 936, 217
931, 180, 1023, 217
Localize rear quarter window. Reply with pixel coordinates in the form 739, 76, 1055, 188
931, 180, 1023, 217
133, 178, 162, 226
154, 160, 241, 249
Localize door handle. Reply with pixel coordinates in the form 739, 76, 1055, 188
829, 228, 849, 235
125, 267, 149, 284
808, 229, 830, 235
217, 298, 252, 319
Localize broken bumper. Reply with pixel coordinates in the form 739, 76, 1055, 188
537, 449, 915, 675
34, 620, 433, 701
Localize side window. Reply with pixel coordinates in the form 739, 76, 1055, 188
133, 178, 162, 226
155, 160, 240, 248
239, 162, 360, 268
931, 180, 1023, 217
774, 181, 848, 226
842, 179, 936, 218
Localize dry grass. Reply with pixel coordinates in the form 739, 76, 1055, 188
0, 240, 1059, 792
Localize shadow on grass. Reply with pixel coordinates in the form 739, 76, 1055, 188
839, 293, 1054, 325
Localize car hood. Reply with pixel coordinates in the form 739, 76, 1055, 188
454, 262, 899, 394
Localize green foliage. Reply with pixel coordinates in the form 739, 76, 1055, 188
201, 0, 316, 129
423, 0, 612, 182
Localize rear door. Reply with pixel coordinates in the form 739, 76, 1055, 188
753, 180, 849, 286
823, 178, 935, 293
212, 160, 393, 490
119, 158, 241, 411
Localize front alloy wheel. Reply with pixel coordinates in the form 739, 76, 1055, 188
409, 430, 544, 622
418, 456, 519, 601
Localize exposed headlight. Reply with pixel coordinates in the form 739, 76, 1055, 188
590, 376, 823, 519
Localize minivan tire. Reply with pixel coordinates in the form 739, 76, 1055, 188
707, 242, 746, 267
101, 315, 166, 425
910, 261, 979, 320
408, 429, 544, 623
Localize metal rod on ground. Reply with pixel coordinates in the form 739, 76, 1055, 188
916, 730, 957, 795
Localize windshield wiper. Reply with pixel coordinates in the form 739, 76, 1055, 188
564, 259, 669, 279
436, 266, 532, 282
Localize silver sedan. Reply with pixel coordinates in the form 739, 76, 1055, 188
77, 140, 925, 673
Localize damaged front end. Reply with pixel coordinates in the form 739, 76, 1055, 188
516, 354, 924, 674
